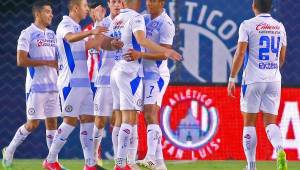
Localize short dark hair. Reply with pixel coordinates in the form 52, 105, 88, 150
68, 0, 82, 10
89, 0, 103, 9
254, 0, 272, 13
32, 0, 52, 17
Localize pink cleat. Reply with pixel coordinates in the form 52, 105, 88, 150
42, 160, 62, 170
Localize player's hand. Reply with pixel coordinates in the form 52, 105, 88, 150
123, 49, 141, 61
227, 81, 236, 98
94, 5, 106, 22
164, 49, 183, 61
91, 26, 108, 35
47, 60, 58, 69
111, 39, 124, 50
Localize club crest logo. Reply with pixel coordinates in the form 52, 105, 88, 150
161, 88, 221, 159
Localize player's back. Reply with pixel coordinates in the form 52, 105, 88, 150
56, 16, 90, 88
95, 16, 116, 87
143, 11, 175, 80
110, 8, 145, 74
17, 24, 58, 93
240, 13, 287, 84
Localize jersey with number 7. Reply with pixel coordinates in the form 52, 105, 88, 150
238, 13, 287, 85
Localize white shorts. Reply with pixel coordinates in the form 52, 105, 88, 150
26, 92, 60, 120
94, 87, 113, 116
110, 69, 143, 111
59, 87, 94, 117
240, 82, 281, 114
144, 76, 170, 107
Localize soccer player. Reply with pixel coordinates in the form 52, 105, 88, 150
123, 0, 175, 169
91, 0, 122, 168
227, 0, 287, 170
42, 0, 109, 170
83, 2, 107, 169
2, 1, 61, 170
102, 0, 181, 169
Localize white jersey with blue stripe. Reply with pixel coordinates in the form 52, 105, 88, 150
95, 15, 116, 87
238, 13, 287, 85
56, 16, 90, 88
109, 8, 145, 75
143, 10, 175, 81
17, 23, 58, 93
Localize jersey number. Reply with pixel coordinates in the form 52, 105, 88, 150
258, 35, 280, 60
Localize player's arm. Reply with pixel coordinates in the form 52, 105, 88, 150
99, 35, 124, 51
279, 46, 286, 68
17, 50, 57, 68
279, 24, 287, 68
64, 27, 107, 43
227, 21, 249, 98
123, 44, 172, 61
133, 31, 181, 61
229, 42, 248, 78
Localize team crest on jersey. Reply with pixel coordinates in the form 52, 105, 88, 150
65, 105, 73, 112
161, 88, 221, 159
47, 32, 55, 39
28, 108, 35, 115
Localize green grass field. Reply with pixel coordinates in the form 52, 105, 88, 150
2, 160, 300, 170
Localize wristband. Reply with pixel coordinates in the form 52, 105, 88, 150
228, 77, 236, 83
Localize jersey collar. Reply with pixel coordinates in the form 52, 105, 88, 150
151, 9, 166, 21
257, 13, 271, 18
120, 8, 132, 14
31, 23, 47, 33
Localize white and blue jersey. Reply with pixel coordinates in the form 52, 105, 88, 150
109, 8, 146, 111
95, 15, 116, 87
238, 13, 287, 85
143, 10, 175, 81
142, 11, 175, 107
109, 8, 145, 75
56, 16, 90, 90
17, 23, 58, 94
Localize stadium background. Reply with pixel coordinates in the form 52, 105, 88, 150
0, 0, 300, 162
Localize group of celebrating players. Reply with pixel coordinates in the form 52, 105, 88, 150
1, 0, 289, 170
2, 0, 180, 170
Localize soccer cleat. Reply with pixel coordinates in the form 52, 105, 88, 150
243, 166, 256, 170
2, 147, 12, 170
154, 163, 167, 170
114, 165, 132, 170
277, 149, 288, 170
42, 159, 63, 170
136, 158, 156, 170
127, 163, 140, 170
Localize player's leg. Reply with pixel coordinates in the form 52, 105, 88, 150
2, 92, 43, 169
2, 119, 40, 169
78, 89, 99, 169
261, 82, 287, 170
115, 71, 142, 169
116, 110, 136, 168
93, 87, 113, 169
44, 92, 60, 156
44, 88, 80, 169
138, 77, 169, 170
110, 70, 122, 162
242, 113, 258, 170
127, 111, 138, 166
240, 83, 263, 170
